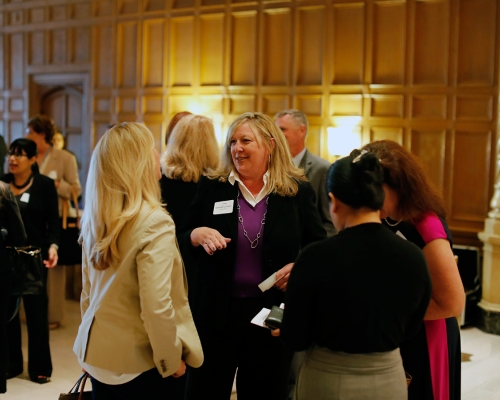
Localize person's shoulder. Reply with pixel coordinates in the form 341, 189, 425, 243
305, 149, 331, 169
413, 212, 448, 244
35, 173, 56, 186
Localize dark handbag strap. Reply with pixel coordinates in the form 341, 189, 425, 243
68, 372, 90, 399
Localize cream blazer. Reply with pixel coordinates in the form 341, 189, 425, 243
73, 204, 203, 377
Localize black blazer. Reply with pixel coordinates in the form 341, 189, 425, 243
4, 174, 60, 260
0, 182, 26, 273
179, 176, 326, 330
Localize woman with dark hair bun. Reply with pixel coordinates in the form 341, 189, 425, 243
362, 140, 464, 400
280, 149, 432, 399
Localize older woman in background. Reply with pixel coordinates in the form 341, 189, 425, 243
74, 122, 203, 399
160, 114, 219, 233
0, 182, 26, 393
362, 140, 464, 400
179, 112, 326, 400
4, 138, 59, 384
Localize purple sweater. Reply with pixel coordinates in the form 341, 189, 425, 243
231, 195, 268, 297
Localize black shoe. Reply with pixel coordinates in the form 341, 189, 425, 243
31, 376, 50, 384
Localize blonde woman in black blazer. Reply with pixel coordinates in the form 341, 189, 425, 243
179, 112, 326, 400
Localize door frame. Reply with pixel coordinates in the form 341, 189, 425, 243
28, 72, 91, 194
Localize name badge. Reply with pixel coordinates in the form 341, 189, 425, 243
20, 192, 30, 203
213, 200, 234, 215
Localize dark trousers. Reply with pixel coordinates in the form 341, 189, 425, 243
185, 297, 293, 400
91, 367, 178, 400
7, 286, 52, 380
0, 271, 11, 393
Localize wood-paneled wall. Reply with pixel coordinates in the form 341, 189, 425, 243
0, 0, 498, 246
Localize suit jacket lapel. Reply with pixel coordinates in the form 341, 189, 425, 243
263, 192, 286, 240
222, 182, 239, 240
299, 149, 312, 176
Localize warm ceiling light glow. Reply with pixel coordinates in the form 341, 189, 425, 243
327, 117, 362, 157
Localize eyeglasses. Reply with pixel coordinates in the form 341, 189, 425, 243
8, 153, 28, 160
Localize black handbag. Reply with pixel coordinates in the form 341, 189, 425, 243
58, 188, 82, 266
59, 372, 92, 400
8, 245, 44, 296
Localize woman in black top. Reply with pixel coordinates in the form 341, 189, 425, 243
0, 182, 26, 393
160, 114, 219, 234
280, 149, 432, 400
3, 138, 60, 384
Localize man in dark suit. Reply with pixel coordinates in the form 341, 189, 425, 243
275, 109, 335, 237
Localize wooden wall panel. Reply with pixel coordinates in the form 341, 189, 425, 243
9, 120, 23, 142
370, 127, 403, 143
263, 95, 289, 115
95, 25, 113, 88
170, 17, 194, 86
372, 1, 406, 84
143, 96, 164, 114
143, 20, 165, 87
10, 33, 23, 89
296, 7, 324, 85
230, 96, 256, 114
370, 95, 404, 118
411, 130, 446, 191
413, 0, 449, 84
10, 98, 23, 112
200, 14, 224, 86
457, 0, 496, 85
330, 95, 363, 116
0, 35, 4, 90
94, 1, 113, 17
145, 0, 167, 12
73, 27, 90, 64
412, 95, 447, 119
231, 12, 257, 85
331, 3, 365, 84
51, 29, 67, 64
117, 22, 138, 88
30, 8, 45, 23
306, 126, 321, 156
455, 95, 493, 121
451, 131, 492, 220
295, 95, 322, 117
263, 9, 291, 86
119, 0, 139, 15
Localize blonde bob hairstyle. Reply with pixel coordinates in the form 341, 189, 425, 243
213, 112, 305, 197
79, 122, 162, 270
161, 114, 219, 183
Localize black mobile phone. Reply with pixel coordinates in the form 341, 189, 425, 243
264, 306, 284, 330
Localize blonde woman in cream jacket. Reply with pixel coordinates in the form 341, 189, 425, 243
73, 122, 203, 399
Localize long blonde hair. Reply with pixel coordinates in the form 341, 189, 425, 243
213, 112, 305, 196
79, 122, 162, 270
161, 114, 219, 183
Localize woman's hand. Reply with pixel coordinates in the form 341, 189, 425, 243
44, 247, 58, 268
270, 328, 280, 337
190, 227, 231, 255
274, 263, 293, 291
172, 360, 186, 378
423, 239, 465, 320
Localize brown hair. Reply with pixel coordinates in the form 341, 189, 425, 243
362, 140, 447, 221
27, 114, 56, 144
165, 111, 192, 146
